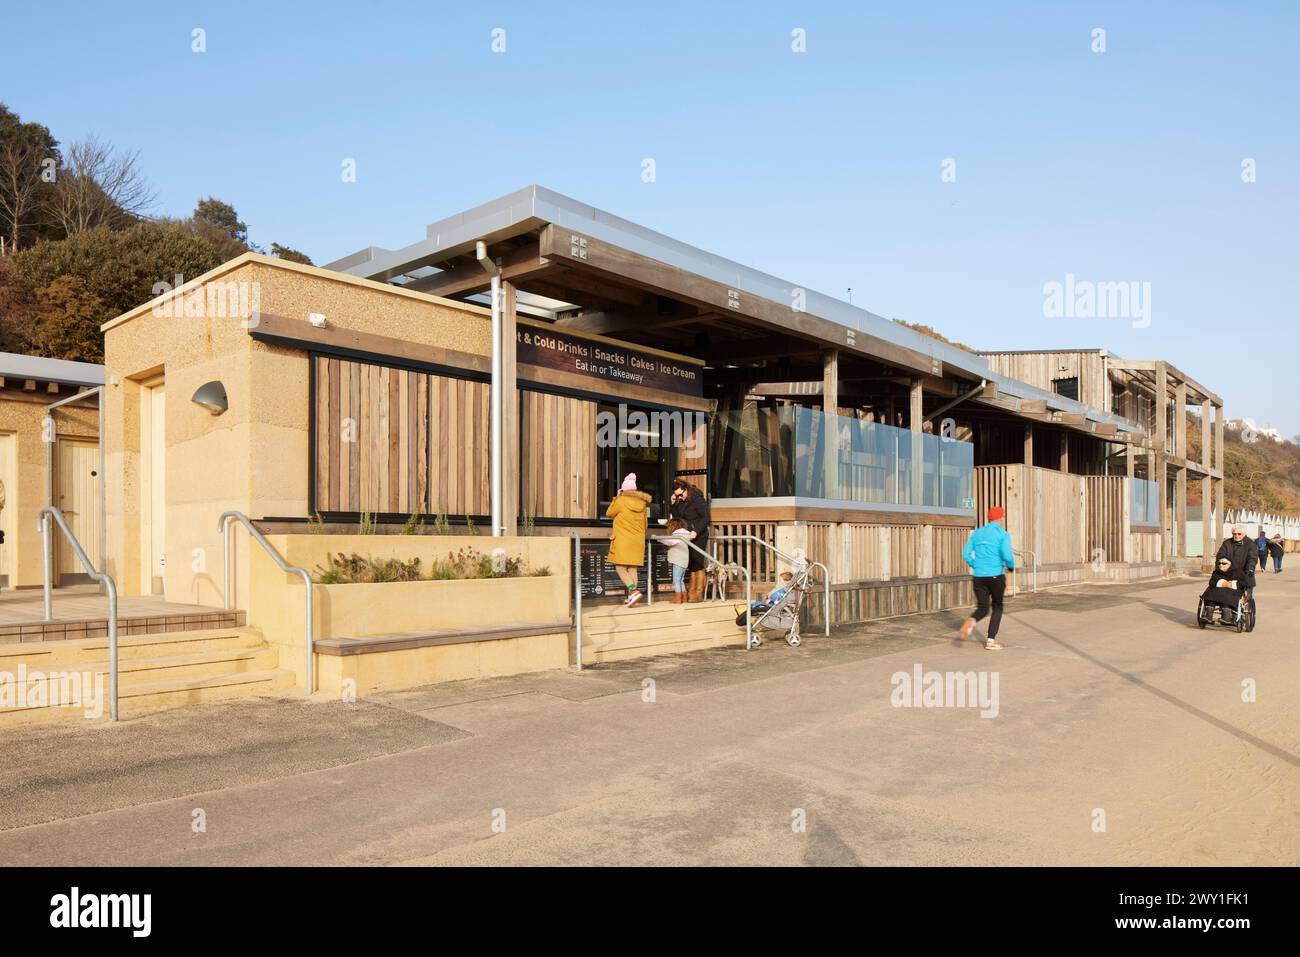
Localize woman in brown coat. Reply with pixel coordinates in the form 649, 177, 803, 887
606, 472, 651, 606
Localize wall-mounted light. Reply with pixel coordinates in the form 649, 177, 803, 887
192, 380, 228, 415
309, 312, 328, 327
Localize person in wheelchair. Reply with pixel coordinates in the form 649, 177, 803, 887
1214, 524, 1259, 599
1198, 556, 1254, 629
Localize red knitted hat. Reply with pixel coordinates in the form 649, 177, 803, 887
988, 507, 1006, 521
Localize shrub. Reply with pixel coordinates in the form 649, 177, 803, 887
312, 548, 547, 584
313, 552, 422, 584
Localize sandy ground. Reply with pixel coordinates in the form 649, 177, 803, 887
0, 570, 1296, 866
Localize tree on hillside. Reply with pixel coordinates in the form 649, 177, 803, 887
1222, 429, 1300, 512
194, 197, 248, 245
45, 135, 155, 237
270, 242, 312, 265
29, 274, 106, 362
0, 103, 60, 252
0, 221, 223, 361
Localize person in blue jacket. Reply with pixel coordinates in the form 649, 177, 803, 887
1255, 530, 1270, 572
958, 506, 1016, 650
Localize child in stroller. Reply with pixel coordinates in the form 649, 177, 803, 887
1198, 557, 1256, 632
734, 567, 809, 646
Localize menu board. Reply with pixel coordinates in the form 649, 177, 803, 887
579, 539, 676, 600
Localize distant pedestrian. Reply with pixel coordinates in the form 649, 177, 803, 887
606, 473, 652, 607
959, 506, 1016, 651
1255, 530, 1270, 571
1267, 534, 1285, 573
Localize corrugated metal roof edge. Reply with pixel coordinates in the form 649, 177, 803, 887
0, 352, 104, 387
330, 186, 1144, 434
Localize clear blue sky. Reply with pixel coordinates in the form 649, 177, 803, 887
3, 1, 1296, 434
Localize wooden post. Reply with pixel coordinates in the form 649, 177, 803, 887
823, 350, 840, 500
1121, 473, 1133, 563
1214, 403, 1224, 474
1059, 431, 1069, 473
1023, 423, 1034, 466
909, 377, 924, 506
1155, 362, 1169, 558
501, 281, 520, 534
1213, 402, 1225, 549
1174, 382, 1188, 557
1200, 397, 1212, 567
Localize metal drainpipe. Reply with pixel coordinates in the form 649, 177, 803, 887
477, 242, 503, 536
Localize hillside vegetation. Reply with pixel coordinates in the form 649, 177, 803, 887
0, 102, 310, 362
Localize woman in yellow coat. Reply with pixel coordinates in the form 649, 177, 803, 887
606, 473, 652, 607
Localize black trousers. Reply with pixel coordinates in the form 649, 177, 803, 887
971, 574, 1007, 639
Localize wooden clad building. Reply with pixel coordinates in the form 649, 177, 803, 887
97, 187, 1224, 625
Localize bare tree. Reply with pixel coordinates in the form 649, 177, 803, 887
0, 136, 51, 253
45, 135, 155, 236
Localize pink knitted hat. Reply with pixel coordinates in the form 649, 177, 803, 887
620, 473, 637, 492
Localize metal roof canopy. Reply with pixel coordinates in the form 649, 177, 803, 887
0, 351, 105, 388
326, 186, 1143, 436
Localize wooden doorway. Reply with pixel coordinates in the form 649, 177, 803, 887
0, 433, 14, 588
56, 437, 102, 584
139, 377, 166, 594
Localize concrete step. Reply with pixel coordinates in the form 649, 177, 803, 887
576, 600, 748, 664
0, 625, 292, 726
580, 601, 737, 636
580, 629, 746, 664
119, 668, 295, 713
98, 645, 281, 687
0, 626, 264, 670
581, 599, 738, 620
0, 668, 295, 726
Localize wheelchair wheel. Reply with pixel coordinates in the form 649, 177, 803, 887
1245, 599, 1257, 633
1196, 600, 1208, 629
1235, 605, 1247, 633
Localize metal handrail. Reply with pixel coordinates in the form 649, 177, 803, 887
1011, 548, 1038, 594
573, 537, 583, 670
39, 506, 119, 720
709, 534, 832, 637
651, 535, 755, 649
219, 511, 316, 693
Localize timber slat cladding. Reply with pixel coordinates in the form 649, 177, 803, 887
312, 355, 437, 516
429, 375, 489, 517
520, 390, 595, 520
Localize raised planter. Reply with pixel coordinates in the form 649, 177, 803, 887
245, 534, 571, 689
313, 574, 566, 639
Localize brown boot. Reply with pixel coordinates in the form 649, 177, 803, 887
674, 591, 686, 604
688, 570, 705, 602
